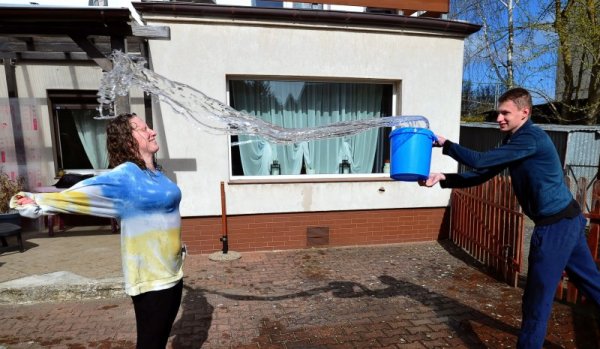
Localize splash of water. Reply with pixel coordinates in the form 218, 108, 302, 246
97, 51, 430, 144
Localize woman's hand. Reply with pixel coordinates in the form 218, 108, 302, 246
418, 173, 446, 187
10, 193, 43, 219
15, 195, 36, 206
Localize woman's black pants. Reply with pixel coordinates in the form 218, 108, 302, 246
131, 279, 183, 349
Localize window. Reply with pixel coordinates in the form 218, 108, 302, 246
366, 7, 397, 14
293, 2, 323, 9
49, 90, 109, 172
229, 79, 393, 176
253, 0, 284, 8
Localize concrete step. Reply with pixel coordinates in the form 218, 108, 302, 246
0, 271, 125, 304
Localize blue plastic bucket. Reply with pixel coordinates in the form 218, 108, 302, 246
389, 127, 435, 181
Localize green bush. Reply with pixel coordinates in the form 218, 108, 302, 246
0, 168, 25, 213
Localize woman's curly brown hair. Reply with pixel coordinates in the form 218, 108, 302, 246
106, 113, 147, 170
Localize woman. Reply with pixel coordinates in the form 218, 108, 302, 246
11, 113, 184, 348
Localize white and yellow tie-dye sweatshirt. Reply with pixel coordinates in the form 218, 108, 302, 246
10, 162, 184, 296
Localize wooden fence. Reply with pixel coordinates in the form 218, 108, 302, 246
451, 175, 600, 298
450, 176, 525, 287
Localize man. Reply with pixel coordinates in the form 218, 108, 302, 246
420, 87, 600, 348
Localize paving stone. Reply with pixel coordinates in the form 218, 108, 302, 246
1, 234, 600, 348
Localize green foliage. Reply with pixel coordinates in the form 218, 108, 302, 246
554, 0, 600, 124
461, 114, 488, 122
461, 80, 501, 119
0, 168, 24, 213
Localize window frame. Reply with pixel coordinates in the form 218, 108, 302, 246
226, 76, 400, 183
253, 0, 284, 8
47, 90, 108, 175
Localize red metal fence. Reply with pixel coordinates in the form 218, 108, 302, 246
450, 176, 525, 287
555, 178, 600, 303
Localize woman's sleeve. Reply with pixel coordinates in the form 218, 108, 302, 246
10, 164, 134, 219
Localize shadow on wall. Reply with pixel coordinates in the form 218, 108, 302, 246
437, 205, 451, 239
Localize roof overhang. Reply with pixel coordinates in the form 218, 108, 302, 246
0, 6, 170, 68
0, 6, 133, 36
134, 2, 480, 37
0, 2, 480, 67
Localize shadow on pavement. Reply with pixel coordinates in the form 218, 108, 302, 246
437, 238, 600, 349
171, 285, 214, 349
436, 239, 492, 275
571, 302, 600, 347
192, 274, 528, 348
168, 240, 597, 348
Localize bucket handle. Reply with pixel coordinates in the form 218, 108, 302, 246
392, 130, 438, 148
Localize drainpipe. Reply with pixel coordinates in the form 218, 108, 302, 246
220, 181, 229, 254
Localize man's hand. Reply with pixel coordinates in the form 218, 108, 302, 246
433, 135, 446, 147
418, 173, 446, 187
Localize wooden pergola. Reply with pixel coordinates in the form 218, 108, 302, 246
0, 6, 170, 69
0, 5, 170, 176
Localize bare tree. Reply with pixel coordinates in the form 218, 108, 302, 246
451, 0, 547, 113
451, 0, 530, 89
554, 0, 600, 124
452, 0, 600, 124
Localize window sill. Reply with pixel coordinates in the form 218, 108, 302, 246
63, 169, 110, 176
228, 174, 394, 184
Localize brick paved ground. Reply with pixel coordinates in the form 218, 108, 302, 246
1, 241, 599, 348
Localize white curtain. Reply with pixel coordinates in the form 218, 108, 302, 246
302, 83, 381, 174
233, 81, 304, 175
72, 109, 109, 169
231, 81, 383, 175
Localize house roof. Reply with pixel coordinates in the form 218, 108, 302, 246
0, 2, 479, 68
134, 2, 480, 37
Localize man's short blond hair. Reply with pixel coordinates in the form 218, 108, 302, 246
498, 87, 532, 111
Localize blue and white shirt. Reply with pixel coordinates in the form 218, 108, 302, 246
11, 162, 184, 296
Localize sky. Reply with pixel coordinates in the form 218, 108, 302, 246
451, 0, 558, 105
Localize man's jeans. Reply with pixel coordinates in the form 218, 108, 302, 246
518, 214, 600, 348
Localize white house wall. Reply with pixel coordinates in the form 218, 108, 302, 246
145, 17, 462, 217
0, 64, 7, 97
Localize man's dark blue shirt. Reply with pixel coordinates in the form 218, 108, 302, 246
440, 119, 576, 223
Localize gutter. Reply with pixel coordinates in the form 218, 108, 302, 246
134, 2, 481, 37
